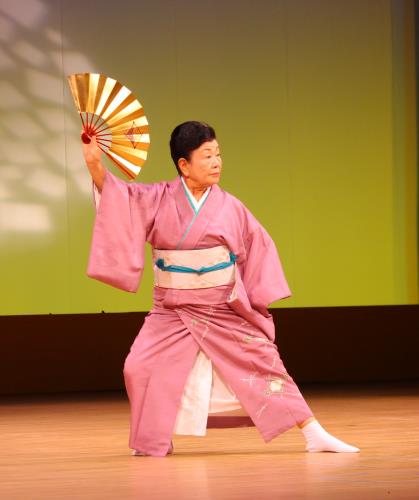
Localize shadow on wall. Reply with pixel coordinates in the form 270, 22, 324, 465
0, 0, 95, 238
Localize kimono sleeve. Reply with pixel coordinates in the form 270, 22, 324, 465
240, 213, 292, 313
87, 169, 162, 293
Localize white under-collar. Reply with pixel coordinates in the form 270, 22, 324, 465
181, 176, 211, 213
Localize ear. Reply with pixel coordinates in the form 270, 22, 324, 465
178, 158, 189, 177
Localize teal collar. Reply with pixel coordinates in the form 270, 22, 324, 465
180, 176, 211, 214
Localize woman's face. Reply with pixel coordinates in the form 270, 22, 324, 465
178, 139, 222, 188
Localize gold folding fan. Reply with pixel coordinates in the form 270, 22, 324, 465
67, 72, 150, 179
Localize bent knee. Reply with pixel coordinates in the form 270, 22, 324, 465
123, 354, 137, 379
123, 352, 152, 381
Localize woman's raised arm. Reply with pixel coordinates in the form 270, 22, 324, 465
82, 134, 106, 192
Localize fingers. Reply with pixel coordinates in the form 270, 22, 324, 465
81, 131, 98, 149
81, 132, 102, 164
81, 132, 92, 144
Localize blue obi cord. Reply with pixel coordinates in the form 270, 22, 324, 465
155, 252, 237, 275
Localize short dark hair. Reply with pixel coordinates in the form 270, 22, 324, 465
170, 121, 216, 175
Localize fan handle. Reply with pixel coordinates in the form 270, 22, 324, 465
81, 132, 92, 144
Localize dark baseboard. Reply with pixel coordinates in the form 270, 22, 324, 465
1, 304, 418, 395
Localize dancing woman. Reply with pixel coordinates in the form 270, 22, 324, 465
83, 121, 359, 457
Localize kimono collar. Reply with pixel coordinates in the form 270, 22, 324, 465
180, 176, 211, 214
170, 176, 225, 250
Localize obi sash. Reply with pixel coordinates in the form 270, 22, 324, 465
152, 245, 236, 289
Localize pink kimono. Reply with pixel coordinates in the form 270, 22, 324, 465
88, 169, 313, 456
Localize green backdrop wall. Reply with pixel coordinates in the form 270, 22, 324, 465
0, 0, 417, 315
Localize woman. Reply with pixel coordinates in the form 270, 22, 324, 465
83, 121, 359, 457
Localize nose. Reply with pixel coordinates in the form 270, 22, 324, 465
212, 156, 221, 169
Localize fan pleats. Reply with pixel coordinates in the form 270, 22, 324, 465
67, 73, 150, 179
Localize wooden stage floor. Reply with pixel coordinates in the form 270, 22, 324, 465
1, 383, 418, 499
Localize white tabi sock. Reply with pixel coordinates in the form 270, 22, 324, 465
301, 420, 360, 453
132, 441, 174, 457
